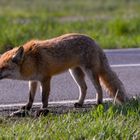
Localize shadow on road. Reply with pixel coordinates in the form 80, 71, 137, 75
0, 101, 113, 117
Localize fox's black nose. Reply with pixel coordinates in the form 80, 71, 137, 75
0, 71, 5, 80
0, 74, 3, 80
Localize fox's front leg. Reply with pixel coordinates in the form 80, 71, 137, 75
10, 81, 38, 117
36, 77, 51, 116
21, 81, 38, 110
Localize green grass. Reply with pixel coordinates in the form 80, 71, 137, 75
0, 98, 140, 139
0, 0, 140, 52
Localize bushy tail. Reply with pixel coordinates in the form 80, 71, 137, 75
99, 52, 128, 104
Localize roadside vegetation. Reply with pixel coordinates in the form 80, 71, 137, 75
0, 98, 140, 139
0, 0, 140, 139
0, 0, 140, 52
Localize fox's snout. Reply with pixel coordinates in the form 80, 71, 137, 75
0, 67, 5, 79
0, 69, 7, 80
0, 66, 10, 80
0, 65, 20, 80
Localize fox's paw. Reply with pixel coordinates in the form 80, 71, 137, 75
74, 103, 83, 108
10, 109, 30, 117
36, 108, 49, 117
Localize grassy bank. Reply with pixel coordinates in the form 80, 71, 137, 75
0, 98, 140, 139
0, 0, 140, 52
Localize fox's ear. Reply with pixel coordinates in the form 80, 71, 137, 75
12, 46, 24, 64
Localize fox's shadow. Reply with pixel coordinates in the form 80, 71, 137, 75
1, 97, 140, 117
0, 102, 110, 117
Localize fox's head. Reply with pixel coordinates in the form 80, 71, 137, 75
0, 46, 25, 80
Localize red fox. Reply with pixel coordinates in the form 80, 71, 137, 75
0, 33, 128, 116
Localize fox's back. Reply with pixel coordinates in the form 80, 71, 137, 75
20, 33, 103, 75
24, 33, 100, 59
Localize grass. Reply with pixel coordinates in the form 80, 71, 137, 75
0, 0, 140, 52
0, 98, 140, 139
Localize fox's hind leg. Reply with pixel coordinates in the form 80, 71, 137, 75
69, 67, 87, 107
84, 68, 103, 105
22, 81, 38, 110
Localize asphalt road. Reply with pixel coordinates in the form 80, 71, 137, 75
0, 48, 140, 105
